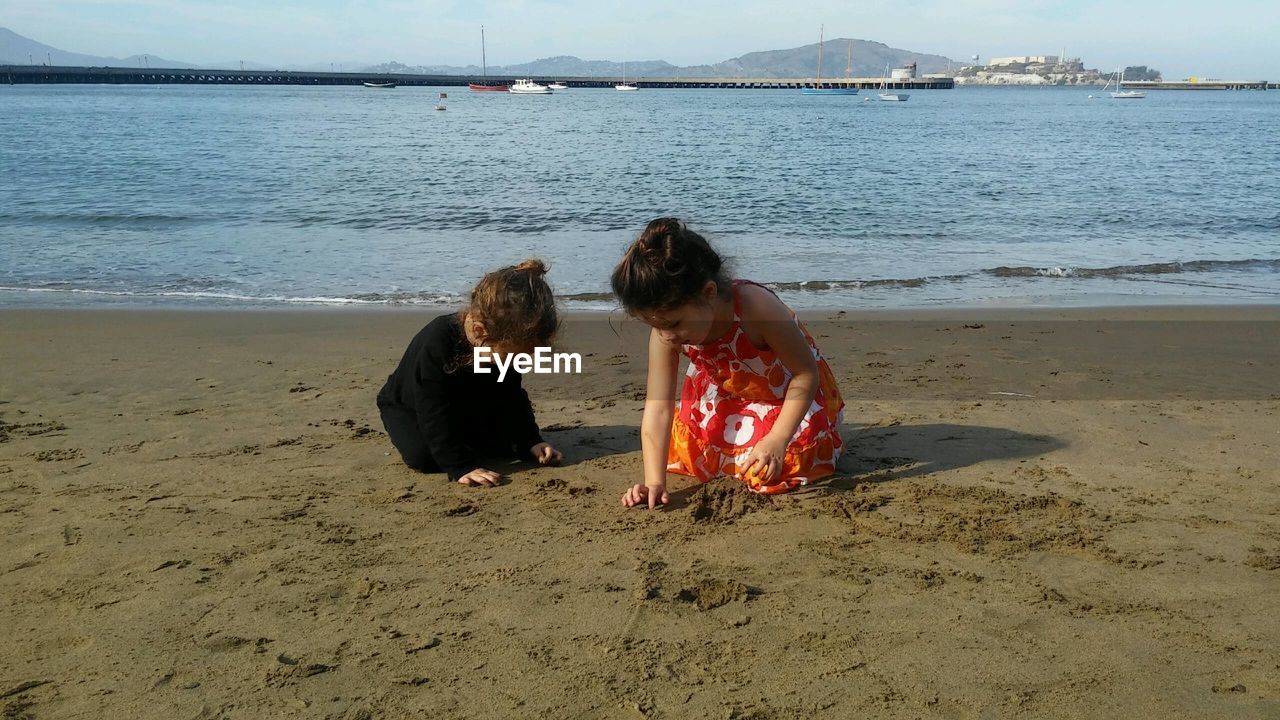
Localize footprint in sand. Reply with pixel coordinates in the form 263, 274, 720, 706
535, 477, 598, 497
634, 559, 761, 611
822, 481, 1114, 559
0, 419, 68, 442
29, 448, 84, 462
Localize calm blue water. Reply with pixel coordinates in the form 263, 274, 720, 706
2, 84, 1278, 309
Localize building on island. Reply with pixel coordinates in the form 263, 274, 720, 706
989, 55, 1059, 67
890, 62, 917, 80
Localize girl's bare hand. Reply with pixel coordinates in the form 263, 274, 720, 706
621, 482, 669, 510
530, 442, 563, 465
457, 468, 502, 487
742, 437, 787, 485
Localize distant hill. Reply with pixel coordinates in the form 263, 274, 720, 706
3, 26, 956, 78
675, 39, 956, 77
366, 57, 677, 77
366, 39, 958, 78
0, 27, 195, 68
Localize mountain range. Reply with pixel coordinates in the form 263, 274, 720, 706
0, 27, 195, 69
367, 40, 956, 78
2, 26, 957, 77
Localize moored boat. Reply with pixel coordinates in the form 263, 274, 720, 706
877, 64, 909, 101
509, 78, 552, 94
1107, 69, 1146, 99
469, 25, 510, 92
615, 62, 638, 91
801, 28, 859, 95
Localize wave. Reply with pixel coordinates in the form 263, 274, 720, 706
562, 275, 967, 301
0, 286, 466, 306
745, 258, 1280, 293
2, 257, 1276, 307
0, 212, 206, 228
558, 291, 616, 303
985, 258, 1280, 279
766, 275, 969, 291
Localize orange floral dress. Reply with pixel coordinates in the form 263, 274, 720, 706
667, 280, 844, 494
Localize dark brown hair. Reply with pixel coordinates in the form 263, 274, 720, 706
465, 259, 558, 348
610, 217, 730, 313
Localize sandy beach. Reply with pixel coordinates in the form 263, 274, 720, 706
2, 305, 1278, 719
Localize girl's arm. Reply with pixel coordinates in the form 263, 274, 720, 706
500, 373, 561, 465
741, 286, 820, 481
628, 328, 681, 509
410, 331, 481, 481
498, 371, 545, 456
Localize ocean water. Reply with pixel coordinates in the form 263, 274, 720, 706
1, 84, 1278, 309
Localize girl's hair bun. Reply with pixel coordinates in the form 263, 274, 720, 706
638, 218, 681, 249
514, 258, 549, 277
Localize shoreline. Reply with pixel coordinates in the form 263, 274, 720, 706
4, 288, 1278, 315
4, 301, 1280, 321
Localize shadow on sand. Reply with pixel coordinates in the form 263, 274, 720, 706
811, 422, 1069, 494
537, 421, 1066, 508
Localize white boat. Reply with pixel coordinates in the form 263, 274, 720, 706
877, 64, 909, 101
615, 62, 638, 91
548, 82, 567, 90
1107, 69, 1146, 99
363, 81, 396, 89
509, 78, 552, 94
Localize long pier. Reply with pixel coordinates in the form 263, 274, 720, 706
1, 65, 952, 90
1122, 80, 1268, 91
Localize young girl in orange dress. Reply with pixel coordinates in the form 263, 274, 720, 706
611, 218, 844, 508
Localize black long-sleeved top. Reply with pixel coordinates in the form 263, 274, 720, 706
377, 313, 544, 480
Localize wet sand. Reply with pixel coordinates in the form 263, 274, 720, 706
2, 306, 1278, 719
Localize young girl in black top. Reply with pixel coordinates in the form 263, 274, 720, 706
377, 259, 563, 487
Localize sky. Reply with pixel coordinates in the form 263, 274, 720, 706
3, 0, 1277, 78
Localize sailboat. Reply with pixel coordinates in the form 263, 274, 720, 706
615, 61, 638, 91
878, 64, 909, 101
469, 26, 509, 91
1108, 68, 1146, 99
801, 27, 858, 95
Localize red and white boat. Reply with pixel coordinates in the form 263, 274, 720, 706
468, 26, 509, 92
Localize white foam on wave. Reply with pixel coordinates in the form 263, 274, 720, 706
0, 286, 463, 306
